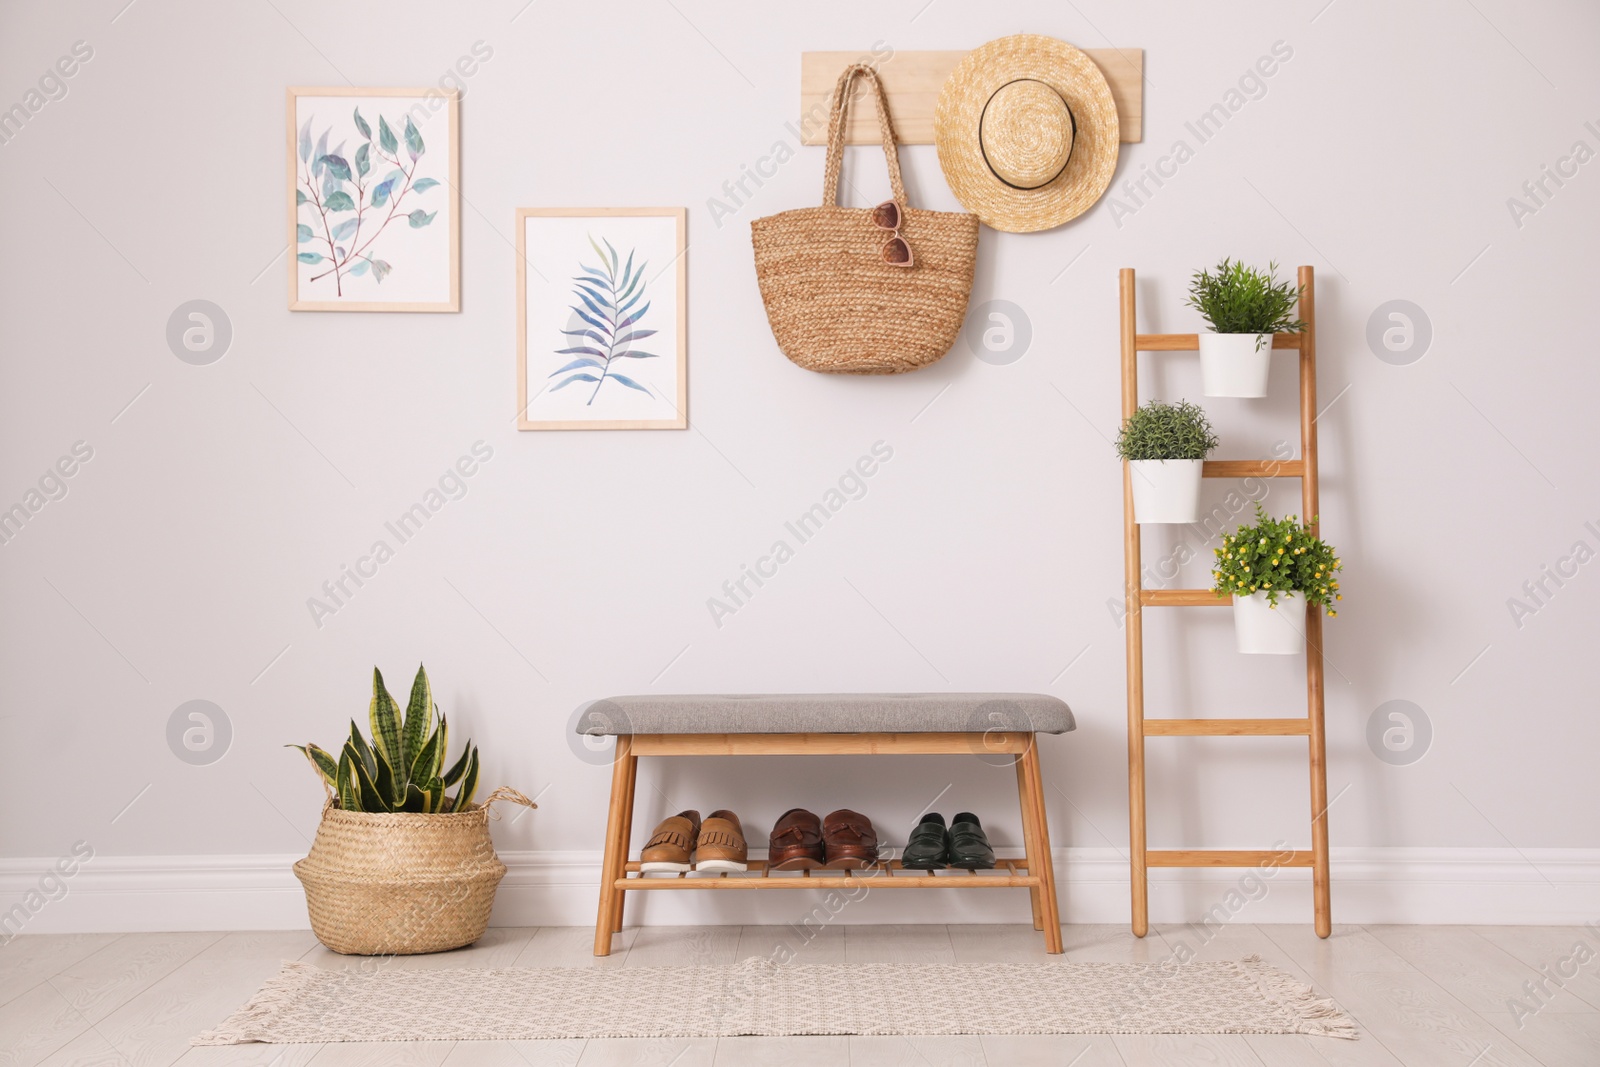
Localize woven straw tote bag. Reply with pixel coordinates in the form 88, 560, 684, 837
293, 787, 534, 955
752, 64, 979, 374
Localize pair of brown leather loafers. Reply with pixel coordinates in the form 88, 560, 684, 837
769, 808, 879, 870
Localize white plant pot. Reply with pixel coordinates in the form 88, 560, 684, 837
1232, 591, 1305, 655
1198, 332, 1273, 398
1129, 459, 1204, 524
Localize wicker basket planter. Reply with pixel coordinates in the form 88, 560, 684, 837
294, 787, 533, 955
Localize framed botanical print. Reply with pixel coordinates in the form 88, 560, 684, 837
287, 87, 460, 312
516, 207, 688, 430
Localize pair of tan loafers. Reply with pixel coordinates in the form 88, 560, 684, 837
640, 809, 748, 873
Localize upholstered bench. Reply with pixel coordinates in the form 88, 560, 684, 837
575, 693, 1075, 955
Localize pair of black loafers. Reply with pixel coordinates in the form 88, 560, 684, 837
901, 812, 995, 870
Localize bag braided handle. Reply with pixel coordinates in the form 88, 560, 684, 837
478, 786, 537, 816
821, 64, 907, 208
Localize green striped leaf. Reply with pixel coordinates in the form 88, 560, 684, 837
289, 743, 338, 788
432, 717, 448, 780
336, 749, 359, 811
373, 743, 397, 807
345, 741, 389, 812
409, 727, 441, 789
348, 721, 377, 779
402, 664, 433, 775
368, 668, 402, 770
422, 777, 446, 813
401, 781, 429, 813
441, 725, 471, 787
452, 748, 480, 813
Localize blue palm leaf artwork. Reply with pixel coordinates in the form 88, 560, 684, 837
552, 236, 658, 405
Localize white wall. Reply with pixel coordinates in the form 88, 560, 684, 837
3, 0, 1598, 931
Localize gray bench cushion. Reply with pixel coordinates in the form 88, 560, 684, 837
573, 693, 1073, 736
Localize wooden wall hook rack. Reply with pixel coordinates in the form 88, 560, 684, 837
799, 48, 1144, 146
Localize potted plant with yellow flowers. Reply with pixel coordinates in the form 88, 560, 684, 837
1211, 505, 1342, 654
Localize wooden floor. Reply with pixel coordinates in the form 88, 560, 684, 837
2, 923, 1595, 1065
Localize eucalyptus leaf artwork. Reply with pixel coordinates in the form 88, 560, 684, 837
288, 89, 459, 312
551, 235, 659, 406
296, 107, 436, 296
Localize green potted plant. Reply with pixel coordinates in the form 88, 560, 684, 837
288, 664, 533, 955
1186, 259, 1306, 398
1115, 399, 1219, 524
1211, 505, 1342, 654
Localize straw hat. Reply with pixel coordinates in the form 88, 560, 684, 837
934, 34, 1119, 233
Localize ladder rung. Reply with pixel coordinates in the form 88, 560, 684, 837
1144, 718, 1310, 737
1135, 333, 1303, 352
1140, 589, 1228, 607
1147, 849, 1316, 868
1202, 460, 1304, 479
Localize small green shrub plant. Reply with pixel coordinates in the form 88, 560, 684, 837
1115, 399, 1219, 462
290, 664, 481, 813
1186, 259, 1306, 350
1211, 504, 1342, 615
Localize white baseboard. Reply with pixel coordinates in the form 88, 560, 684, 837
3, 848, 1596, 937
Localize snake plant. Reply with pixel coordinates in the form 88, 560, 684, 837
290, 664, 480, 813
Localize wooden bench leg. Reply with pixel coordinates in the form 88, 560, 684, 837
1021, 739, 1063, 953
610, 748, 639, 934
593, 736, 634, 956
1015, 754, 1045, 932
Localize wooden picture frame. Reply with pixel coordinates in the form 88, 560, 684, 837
516, 207, 688, 431
287, 86, 460, 312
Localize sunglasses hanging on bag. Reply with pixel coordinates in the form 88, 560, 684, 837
871, 200, 913, 267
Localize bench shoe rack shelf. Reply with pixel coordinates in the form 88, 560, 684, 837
1119, 265, 1333, 939
593, 727, 1065, 955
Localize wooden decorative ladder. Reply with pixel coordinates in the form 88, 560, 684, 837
1119, 265, 1332, 939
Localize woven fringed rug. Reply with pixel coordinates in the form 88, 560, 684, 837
196, 955, 1355, 1044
